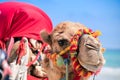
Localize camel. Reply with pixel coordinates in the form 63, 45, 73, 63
40, 21, 105, 80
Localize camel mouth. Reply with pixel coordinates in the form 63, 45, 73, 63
85, 43, 99, 51
76, 34, 105, 72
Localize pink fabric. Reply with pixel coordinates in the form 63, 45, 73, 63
0, 2, 52, 41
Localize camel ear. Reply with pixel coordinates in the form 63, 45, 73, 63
40, 30, 52, 45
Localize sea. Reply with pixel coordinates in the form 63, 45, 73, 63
89, 49, 120, 80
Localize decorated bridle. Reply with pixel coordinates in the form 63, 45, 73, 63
69, 28, 101, 80
45, 28, 102, 80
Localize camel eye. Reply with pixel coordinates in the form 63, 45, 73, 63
58, 39, 68, 47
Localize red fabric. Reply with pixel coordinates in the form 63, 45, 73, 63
0, 2, 52, 42
27, 74, 48, 80
0, 2, 52, 80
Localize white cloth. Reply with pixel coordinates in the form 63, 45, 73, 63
9, 37, 29, 80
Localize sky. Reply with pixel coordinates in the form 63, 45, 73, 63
0, 0, 120, 49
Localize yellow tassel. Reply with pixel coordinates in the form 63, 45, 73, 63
59, 46, 70, 55
85, 72, 92, 78
92, 30, 101, 37
72, 59, 77, 65
77, 31, 82, 35
79, 69, 84, 76
101, 48, 105, 53
84, 28, 89, 33
75, 65, 80, 71
59, 50, 65, 55
71, 40, 77, 45
51, 53, 57, 59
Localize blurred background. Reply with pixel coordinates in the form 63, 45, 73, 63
0, 0, 120, 80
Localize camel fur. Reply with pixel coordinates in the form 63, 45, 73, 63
40, 21, 105, 80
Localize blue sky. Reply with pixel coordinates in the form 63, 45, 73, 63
0, 0, 120, 49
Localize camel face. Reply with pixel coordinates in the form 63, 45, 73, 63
41, 21, 105, 72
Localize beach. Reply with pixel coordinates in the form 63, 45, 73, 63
90, 49, 120, 80
94, 67, 120, 80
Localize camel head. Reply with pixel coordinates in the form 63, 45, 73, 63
40, 21, 105, 79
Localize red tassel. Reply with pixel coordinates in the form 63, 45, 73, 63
70, 45, 77, 51
16, 38, 26, 64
